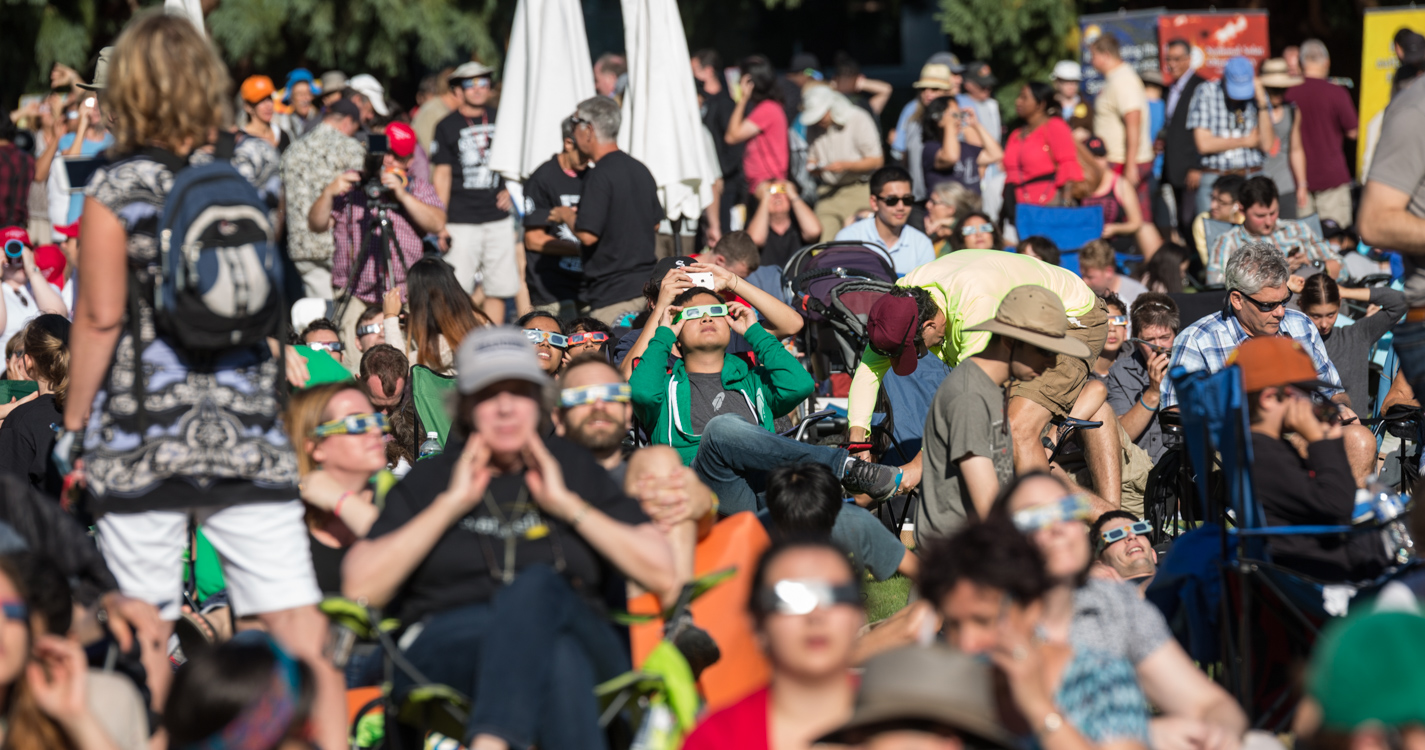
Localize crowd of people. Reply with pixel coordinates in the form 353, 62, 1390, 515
0, 6, 1423, 750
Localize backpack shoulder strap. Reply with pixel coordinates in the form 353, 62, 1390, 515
214, 131, 237, 161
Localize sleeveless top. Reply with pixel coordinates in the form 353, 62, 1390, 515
1262, 103, 1297, 196
1080, 173, 1125, 225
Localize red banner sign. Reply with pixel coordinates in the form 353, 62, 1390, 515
1158, 11, 1270, 83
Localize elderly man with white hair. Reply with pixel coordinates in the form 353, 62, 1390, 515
1283, 39, 1358, 228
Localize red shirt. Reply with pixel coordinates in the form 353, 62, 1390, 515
744, 101, 790, 190
1004, 117, 1084, 207
681, 686, 770, 750
1284, 78, 1357, 192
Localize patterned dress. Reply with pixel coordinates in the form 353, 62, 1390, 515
82, 151, 297, 513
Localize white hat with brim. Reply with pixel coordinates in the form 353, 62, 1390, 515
965, 285, 1092, 359
1051, 60, 1082, 82
799, 85, 838, 127
347, 74, 389, 116
450, 61, 495, 82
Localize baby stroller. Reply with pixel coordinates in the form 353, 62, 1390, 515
1146, 364, 1417, 731
783, 240, 897, 377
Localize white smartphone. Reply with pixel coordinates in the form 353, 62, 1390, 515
688, 272, 715, 290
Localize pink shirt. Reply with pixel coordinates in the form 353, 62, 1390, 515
1004, 117, 1084, 206
744, 101, 789, 190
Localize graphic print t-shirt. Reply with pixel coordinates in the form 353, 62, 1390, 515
687, 373, 757, 433
431, 108, 509, 224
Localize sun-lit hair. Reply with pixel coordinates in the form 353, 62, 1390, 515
105, 11, 231, 155
285, 382, 366, 475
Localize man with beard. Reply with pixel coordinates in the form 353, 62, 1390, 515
1090, 511, 1157, 593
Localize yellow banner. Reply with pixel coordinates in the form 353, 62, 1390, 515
1359, 7, 1425, 179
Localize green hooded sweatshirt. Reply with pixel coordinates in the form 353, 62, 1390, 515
630, 322, 815, 465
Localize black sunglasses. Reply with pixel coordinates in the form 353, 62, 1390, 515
876, 194, 915, 207
1233, 289, 1292, 313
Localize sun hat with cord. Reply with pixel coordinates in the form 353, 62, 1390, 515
912, 63, 954, 90
1307, 608, 1425, 731
818, 644, 1018, 747
966, 285, 1092, 359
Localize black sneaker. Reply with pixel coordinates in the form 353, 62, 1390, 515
665, 611, 721, 679
841, 460, 903, 505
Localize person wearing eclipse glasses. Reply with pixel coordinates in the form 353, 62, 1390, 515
629, 285, 905, 514
1089, 511, 1158, 593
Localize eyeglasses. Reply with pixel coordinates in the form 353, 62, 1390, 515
356, 323, 382, 337
758, 579, 861, 616
1234, 289, 1293, 313
1100, 520, 1153, 548
0, 600, 27, 622
1012, 494, 1093, 532
460, 77, 492, 90
307, 341, 344, 353
876, 194, 914, 207
570, 115, 591, 129
560, 383, 631, 408
567, 331, 609, 347
962, 223, 995, 236
313, 412, 389, 437
1108, 315, 1128, 327
523, 329, 569, 348
674, 304, 728, 324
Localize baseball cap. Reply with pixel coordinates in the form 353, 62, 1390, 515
0, 227, 31, 249
450, 61, 495, 83
912, 63, 954, 90
1223, 56, 1255, 101
456, 326, 553, 396
1085, 136, 1107, 157
867, 293, 922, 376
962, 62, 997, 89
320, 71, 348, 96
1309, 609, 1425, 730
347, 74, 389, 116
818, 645, 1017, 748
1319, 218, 1346, 240
650, 256, 699, 287
1051, 60, 1082, 82
1227, 336, 1334, 393
789, 52, 821, 74
799, 85, 840, 127
926, 52, 964, 73
33, 245, 66, 286
52, 222, 79, 240
77, 46, 112, 92
386, 122, 417, 158
241, 75, 276, 104
965, 285, 1092, 358
326, 99, 362, 123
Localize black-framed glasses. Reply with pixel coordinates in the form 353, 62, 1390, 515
876, 194, 914, 207
1233, 289, 1292, 313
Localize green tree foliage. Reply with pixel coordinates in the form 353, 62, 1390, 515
935, 0, 1078, 120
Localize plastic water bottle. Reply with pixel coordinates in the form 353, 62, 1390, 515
418, 431, 442, 459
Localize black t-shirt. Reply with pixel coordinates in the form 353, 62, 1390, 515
522, 156, 586, 305
687, 373, 757, 433
365, 435, 649, 623
0, 394, 61, 496
430, 108, 509, 225
760, 214, 805, 271
574, 151, 664, 309
309, 533, 346, 596
702, 89, 743, 179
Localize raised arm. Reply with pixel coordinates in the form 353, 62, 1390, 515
694, 262, 802, 337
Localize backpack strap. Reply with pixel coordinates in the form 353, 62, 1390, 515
214, 131, 237, 161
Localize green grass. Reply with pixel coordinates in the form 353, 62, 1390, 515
865, 575, 913, 622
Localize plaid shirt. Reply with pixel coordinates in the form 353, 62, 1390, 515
330, 175, 444, 305
0, 144, 34, 228
1185, 81, 1264, 172
1161, 307, 1341, 409
1206, 221, 1335, 285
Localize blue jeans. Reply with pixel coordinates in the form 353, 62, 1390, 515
691, 414, 850, 514
395, 565, 627, 749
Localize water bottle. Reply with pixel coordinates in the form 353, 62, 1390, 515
418, 431, 442, 459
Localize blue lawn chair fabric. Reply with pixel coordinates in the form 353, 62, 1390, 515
1146, 524, 1228, 663
1015, 205, 1104, 274
1170, 364, 1261, 531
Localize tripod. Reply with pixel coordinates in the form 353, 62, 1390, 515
335, 187, 405, 327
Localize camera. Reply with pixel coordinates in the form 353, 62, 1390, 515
362, 133, 392, 201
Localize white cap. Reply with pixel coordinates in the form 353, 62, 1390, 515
1052, 60, 1082, 82
347, 74, 389, 116
290, 297, 333, 336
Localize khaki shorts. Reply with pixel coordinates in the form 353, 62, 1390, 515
1011, 297, 1108, 418
1306, 184, 1353, 229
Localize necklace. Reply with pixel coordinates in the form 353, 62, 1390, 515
479, 483, 550, 584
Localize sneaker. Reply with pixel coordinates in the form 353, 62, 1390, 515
841, 459, 903, 504
665, 611, 721, 679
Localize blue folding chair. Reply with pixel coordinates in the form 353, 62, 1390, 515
1014, 205, 1103, 274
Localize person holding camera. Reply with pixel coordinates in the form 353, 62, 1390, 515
309, 122, 446, 368
1237, 336, 1387, 582
0, 227, 68, 351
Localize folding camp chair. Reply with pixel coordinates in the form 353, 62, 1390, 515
410, 364, 456, 457
1013, 205, 1103, 273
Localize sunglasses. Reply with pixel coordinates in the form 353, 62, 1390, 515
570, 115, 591, 129
460, 77, 492, 89
0, 600, 25, 622
759, 579, 861, 616
1100, 520, 1153, 548
1234, 289, 1292, 313
567, 331, 609, 347
313, 412, 389, 437
674, 304, 728, 324
307, 341, 344, 353
1012, 494, 1093, 532
524, 329, 569, 348
356, 323, 382, 337
560, 383, 631, 408
1108, 315, 1128, 327
876, 194, 915, 207
962, 223, 995, 236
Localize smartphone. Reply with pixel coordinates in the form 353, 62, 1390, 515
1129, 338, 1170, 355
688, 272, 715, 290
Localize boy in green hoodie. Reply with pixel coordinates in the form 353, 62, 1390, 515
631, 287, 902, 514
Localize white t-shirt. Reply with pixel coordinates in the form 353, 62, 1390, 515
1, 283, 40, 352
